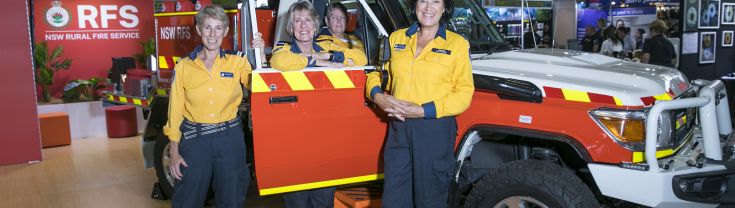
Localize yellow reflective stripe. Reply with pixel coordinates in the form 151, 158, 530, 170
561, 89, 591, 102
156, 88, 167, 96
133, 99, 142, 105
173, 56, 181, 64
259, 174, 384, 196
654, 93, 672, 101
632, 149, 674, 163
682, 115, 687, 123
108, 95, 114, 101
158, 56, 168, 69
613, 97, 623, 106
324, 70, 355, 89
119, 96, 128, 103
282, 71, 314, 91
251, 73, 269, 93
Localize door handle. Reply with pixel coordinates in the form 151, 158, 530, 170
269, 96, 298, 104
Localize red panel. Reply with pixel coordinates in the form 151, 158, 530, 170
0, 1, 42, 165
456, 92, 634, 164
258, 73, 292, 92
346, 70, 367, 86
304, 71, 334, 90
588, 93, 616, 105
251, 75, 387, 190
543, 86, 563, 99
256, 9, 276, 47
640, 96, 656, 106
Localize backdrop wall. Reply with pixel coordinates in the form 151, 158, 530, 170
32, 0, 154, 98
679, 0, 735, 80
0, 1, 42, 165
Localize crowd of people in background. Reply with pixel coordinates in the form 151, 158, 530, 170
579, 17, 677, 68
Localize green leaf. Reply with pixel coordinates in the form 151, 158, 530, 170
59, 59, 72, 70
50, 45, 63, 61
40, 68, 52, 85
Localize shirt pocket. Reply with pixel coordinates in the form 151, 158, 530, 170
423, 51, 455, 84
389, 49, 413, 79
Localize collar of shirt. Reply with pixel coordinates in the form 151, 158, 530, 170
289, 37, 325, 54
318, 28, 333, 36
405, 23, 447, 40
188, 44, 227, 60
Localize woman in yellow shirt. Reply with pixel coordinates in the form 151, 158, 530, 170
316, 2, 365, 52
269, 1, 366, 71
365, 0, 474, 207
163, 5, 265, 207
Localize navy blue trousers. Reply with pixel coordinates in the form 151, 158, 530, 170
382, 117, 457, 208
171, 120, 250, 208
283, 187, 336, 208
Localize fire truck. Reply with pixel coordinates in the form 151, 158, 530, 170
109, 0, 735, 207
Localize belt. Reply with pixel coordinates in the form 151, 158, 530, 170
182, 117, 240, 140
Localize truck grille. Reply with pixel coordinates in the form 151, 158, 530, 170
657, 90, 697, 149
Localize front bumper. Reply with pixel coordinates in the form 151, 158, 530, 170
589, 130, 735, 207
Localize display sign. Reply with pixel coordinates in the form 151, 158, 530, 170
576, 9, 608, 40
576, 7, 655, 41
493, 0, 552, 7
33, 0, 154, 97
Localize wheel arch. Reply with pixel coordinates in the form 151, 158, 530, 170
455, 124, 593, 165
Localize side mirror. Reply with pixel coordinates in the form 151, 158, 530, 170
378, 37, 390, 91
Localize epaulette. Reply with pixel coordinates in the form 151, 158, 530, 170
275, 41, 291, 46
224, 50, 246, 57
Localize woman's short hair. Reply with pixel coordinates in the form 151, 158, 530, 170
408, 0, 455, 24
195, 5, 229, 29
650, 19, 668, 34
286, 0, 320, 36
326, 2, 348, 20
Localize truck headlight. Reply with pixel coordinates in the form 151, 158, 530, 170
590, 109, 646, 150
590, 108, 675, 151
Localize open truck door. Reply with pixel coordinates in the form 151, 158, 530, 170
250, 67, 387, 195
246, 0, 392, 196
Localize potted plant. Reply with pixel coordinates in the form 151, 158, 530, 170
133, 38, 156, 69
33, 41, 72, 103
62, 77, 106, 103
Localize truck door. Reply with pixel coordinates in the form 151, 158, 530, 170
250, 67, 388, 195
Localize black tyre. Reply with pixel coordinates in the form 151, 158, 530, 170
153, 134, 174, 199
463, 160, 599, 208
153, 134, 215, 202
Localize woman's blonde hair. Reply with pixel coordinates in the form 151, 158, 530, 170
195, 5, 229, 29
286, 0, 320, 36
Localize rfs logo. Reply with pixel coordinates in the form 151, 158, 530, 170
45, 0, 71, 29
195, 1, 202, 10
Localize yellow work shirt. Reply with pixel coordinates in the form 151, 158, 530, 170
316, 29, 365, 52
163, 45, 252, 142
270, 37, 367, 71
366, 23, 474, 119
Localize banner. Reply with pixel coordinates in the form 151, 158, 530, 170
576, 9, 608, 40
33, 0, 154, 98
576, 7, 656, 40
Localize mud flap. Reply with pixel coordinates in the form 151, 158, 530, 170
150, 182, 168, 200
142, 139, 156, 168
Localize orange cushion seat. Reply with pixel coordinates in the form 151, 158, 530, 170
105, 105, 138, 138
38, 112, 71, 148
334, 185, 382, 208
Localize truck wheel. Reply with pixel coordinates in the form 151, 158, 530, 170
463, 160, 599, 208
154, 134, 174, 199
